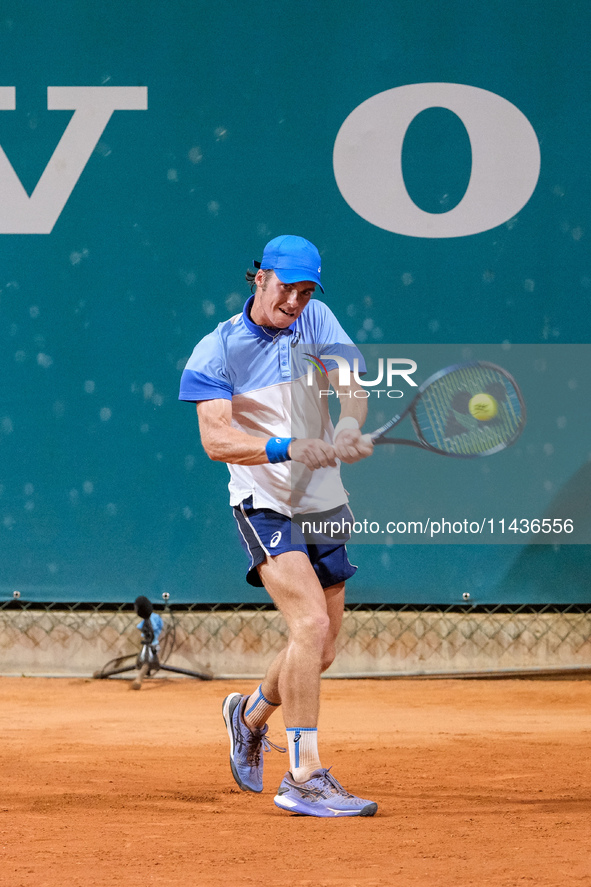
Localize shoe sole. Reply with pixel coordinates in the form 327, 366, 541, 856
222, 693, 262, 794
273, 794, 377, 817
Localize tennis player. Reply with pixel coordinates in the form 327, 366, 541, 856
179, 235, 377, 817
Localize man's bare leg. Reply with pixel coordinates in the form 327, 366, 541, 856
250, 573, 344, 710
234, 551, 342, 781
228, 551, 345, 786
244, 577, 344, 728
252, 550, 344, 725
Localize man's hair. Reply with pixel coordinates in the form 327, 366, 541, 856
245, 267, 273, 291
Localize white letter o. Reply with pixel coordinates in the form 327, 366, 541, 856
333, 83, 541, 238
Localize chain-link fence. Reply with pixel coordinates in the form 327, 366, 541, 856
1, 600, 591, 678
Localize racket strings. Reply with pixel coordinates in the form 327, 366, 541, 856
414, 365, 524, 456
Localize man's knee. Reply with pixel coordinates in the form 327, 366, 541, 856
290, 611, 331, 649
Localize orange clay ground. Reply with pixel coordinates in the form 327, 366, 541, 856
1, 676, 591, 887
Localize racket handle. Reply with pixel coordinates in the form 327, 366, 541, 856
361, 433, 373, 445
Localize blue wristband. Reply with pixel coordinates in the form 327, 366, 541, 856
266, 437, 292, 463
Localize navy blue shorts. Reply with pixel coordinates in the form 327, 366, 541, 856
233, 497, 358, 588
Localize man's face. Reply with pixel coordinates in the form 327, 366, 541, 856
251, 270, 316, 328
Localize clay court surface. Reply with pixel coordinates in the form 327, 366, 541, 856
2, 677, 591, 887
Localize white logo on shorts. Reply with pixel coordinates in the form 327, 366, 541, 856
270, 531, 282, 548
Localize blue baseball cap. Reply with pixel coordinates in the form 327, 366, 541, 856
255, 235, 324, 292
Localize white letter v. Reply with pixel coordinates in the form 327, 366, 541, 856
0, 86, 148, 234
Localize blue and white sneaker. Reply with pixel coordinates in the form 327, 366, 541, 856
222, 692, 285, 793
274, 768, 378, 817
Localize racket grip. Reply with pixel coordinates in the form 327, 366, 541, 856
361, 433, 373, 445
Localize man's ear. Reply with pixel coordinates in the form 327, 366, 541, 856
255, 268, 273, 289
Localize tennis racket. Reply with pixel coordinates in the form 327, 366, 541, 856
361, 361, 526, 457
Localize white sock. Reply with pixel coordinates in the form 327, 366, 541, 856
286, 728, 322, 782
243, 684, 280, 730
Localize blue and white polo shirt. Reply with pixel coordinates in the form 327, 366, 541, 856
179, 296, 364, 516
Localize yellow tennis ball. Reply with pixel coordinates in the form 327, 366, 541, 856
468, 393, 498, 421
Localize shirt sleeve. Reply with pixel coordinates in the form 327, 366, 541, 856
309, 301, 366, 374
179, 329, 234, 402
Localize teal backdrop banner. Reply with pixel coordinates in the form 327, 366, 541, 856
0, 0, 590, 603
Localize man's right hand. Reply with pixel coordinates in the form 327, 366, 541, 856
289, 439, 337, 470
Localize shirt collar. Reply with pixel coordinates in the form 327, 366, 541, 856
242, 295, 296, 342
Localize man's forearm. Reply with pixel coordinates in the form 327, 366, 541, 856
335, 396, 368, 429
200, 423, 270, 465
327, 368, 369, 430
